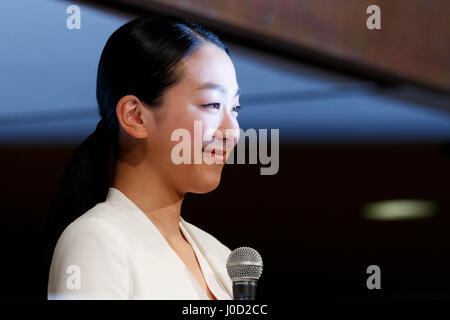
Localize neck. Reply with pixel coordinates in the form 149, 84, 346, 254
112, 159, 185, 244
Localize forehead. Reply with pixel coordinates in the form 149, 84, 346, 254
178, 43, 238, 91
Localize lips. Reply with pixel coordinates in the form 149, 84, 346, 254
202, 147, 226, 159
209, 149, 224, 156
203, 148, 224, 155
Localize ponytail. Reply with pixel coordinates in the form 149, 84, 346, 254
45, 118, 117, 267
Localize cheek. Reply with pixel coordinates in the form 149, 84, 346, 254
156, 106, 220, 162
155, 114, 212, 163
182, 112, 219, 145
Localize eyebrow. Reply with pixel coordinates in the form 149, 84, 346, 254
195, 82, 240, 97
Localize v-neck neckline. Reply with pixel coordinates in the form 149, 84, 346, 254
105, 187, 220, 299
179, 222, 217, 300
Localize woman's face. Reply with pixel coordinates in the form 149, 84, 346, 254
142, 43, 241, 194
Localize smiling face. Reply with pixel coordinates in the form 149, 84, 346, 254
137, 42, 241, 194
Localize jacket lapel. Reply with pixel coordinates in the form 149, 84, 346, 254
180, 217, 233, 298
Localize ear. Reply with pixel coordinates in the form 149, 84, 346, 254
116, 95, 148, 139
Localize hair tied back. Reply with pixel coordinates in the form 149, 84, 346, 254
94, 118, 111, 142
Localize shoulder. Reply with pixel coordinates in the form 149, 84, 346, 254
52, 202, 133, 264
48, 203, 132, 299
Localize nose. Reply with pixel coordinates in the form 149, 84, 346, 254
214, 107, 239, 148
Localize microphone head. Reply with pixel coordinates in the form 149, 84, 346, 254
226, 247, 263, 282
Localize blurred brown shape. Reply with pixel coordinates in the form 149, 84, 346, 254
97, 0, 450, 91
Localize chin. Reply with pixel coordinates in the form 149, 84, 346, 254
190, 171, 222, 194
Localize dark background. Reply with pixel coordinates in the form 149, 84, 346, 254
1, 142, 449, 299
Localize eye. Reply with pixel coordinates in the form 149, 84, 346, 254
232, 105, 241, 114
202, 103, 221, 109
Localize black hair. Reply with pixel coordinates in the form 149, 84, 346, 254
44, 14, 229, 273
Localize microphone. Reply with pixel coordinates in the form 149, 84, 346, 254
226, 247, 263, 300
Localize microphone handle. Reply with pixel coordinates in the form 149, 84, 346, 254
232, 280, 257, 300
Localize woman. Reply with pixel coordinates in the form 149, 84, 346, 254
46, 14, 241, 299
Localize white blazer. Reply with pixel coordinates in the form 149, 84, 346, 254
48, 187, 233, 300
